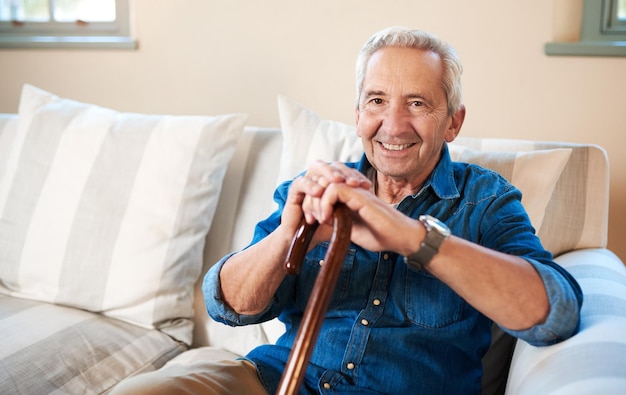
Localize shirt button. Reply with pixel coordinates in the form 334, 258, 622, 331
347, 362, 355, 370
323, 383, 331, 389
383, 253, 389, 260
319, 259, 324, 266
361, 319, 369, 326
373, 299, 381, 306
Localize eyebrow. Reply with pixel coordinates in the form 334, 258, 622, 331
363, 90, 429, 103
362, 90, 386, 100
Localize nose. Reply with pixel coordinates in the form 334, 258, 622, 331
381, 102, 412, 136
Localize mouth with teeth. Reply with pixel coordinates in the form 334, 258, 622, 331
379, 142, 415, 151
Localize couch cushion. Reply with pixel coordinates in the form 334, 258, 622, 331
277, 95, 362, 183
0, 294, 185, 394
0, 114, 19, 181
0, 85, 246, 345
277, 95, 573, 252
195, 127, 287, 350
506, 249, 626, 394
451, 137, 609, 256
448, 145, 571, 233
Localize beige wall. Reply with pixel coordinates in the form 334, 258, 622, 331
1, 0, 625, 262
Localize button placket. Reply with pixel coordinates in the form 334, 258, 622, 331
339, 251, 395, 381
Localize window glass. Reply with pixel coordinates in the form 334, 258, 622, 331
54, 0, 115, 22
0, 0, 115, 22
0, 0, 49, 21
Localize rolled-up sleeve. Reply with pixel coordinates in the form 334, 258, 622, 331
202, 180, 295, 328
202, 253, 274, 326
471, 176, 583, 347
502, 257, 582, 346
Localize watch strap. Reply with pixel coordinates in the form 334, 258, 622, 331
403, 216, 450, 270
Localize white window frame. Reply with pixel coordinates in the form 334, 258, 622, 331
0, 0, 136, 49
546, 0, 626, 56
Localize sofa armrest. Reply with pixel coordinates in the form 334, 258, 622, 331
505, 248, 626, 394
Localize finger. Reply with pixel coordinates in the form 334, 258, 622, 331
316, 175, 330, 188
329, 162, 372, 190
307, 160, 347, 184
306, 161, 372, 190
301, 194, 318, 224
317, 183, 343, 224
292, 174, 325, 198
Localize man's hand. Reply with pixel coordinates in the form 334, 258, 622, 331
298, 160, 371, 223
295, 161, 422, 255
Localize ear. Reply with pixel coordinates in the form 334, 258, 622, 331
355, 107, 362, 137
444, 105, 466, 143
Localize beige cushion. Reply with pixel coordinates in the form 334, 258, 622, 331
0, 84, 247, 345
0, 294, 185, 394
451, 137, 609, 256
277, 95, 574, 252
448, 146, 571, 233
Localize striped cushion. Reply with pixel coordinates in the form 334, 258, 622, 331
505, 249, 626, 394
0, 294, 185, 394
448, 145, 571, 233
451, 137, 609, 257
0, 85, 246, 345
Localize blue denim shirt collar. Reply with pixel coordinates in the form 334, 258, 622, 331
356, 142, 460, 201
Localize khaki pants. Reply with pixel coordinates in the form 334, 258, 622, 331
109, 359, 268, 395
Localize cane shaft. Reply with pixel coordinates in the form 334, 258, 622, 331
276, 204, 352, 395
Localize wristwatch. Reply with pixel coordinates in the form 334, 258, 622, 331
403, 215, 451, 271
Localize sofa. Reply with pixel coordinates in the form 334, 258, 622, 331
0, 85, 625, 394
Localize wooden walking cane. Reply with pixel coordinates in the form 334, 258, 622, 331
275, 203, 353, 395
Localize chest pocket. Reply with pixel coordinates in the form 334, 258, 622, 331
296, 242, 356, 311
405, 268, 466, 328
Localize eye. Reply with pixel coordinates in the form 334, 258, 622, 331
410, 100, 424, 107
370, 98, 383, 105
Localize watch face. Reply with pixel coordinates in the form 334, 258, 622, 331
421, 215, 451, 237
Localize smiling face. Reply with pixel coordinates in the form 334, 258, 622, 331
356, 46, 465, 193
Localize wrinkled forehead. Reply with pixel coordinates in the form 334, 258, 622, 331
360, 47, 445, 100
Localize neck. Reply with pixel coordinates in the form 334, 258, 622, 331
369, 168, 423, 204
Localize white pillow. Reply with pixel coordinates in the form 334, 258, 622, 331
277, 95, 571, 234
0, 84, 247, 345
277, 95, 362, 183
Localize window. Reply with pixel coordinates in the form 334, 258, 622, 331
609, 0, 626, 29
546, 0, 626, 56
0, 0, 135, 49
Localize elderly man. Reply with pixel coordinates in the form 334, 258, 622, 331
113, 26, 582, 395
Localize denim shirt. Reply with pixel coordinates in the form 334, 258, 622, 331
204, 144, 582, 395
